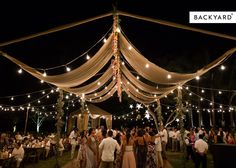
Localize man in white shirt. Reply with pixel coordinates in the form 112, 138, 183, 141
159, 125, 168, 159
99, 130, 120, 168
12, 142, 25, 168
69, 128, 78, 159
194, 134, 208, 168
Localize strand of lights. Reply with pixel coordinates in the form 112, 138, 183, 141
185, 84, 236, 93
29, 27, 112, 72
183, 87, 234, 109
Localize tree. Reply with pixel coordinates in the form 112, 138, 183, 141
31, 109, 46, 133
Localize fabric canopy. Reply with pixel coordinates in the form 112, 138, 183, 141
1, 30, 235, 105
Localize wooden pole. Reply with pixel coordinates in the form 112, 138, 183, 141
24, 108, 29, 135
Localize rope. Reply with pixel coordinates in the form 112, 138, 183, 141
117, 11, 236, 41
0, 12, 113, 47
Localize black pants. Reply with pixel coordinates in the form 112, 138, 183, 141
195, 153, 207, 168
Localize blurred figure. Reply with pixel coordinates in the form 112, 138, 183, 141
69, 128, 78, 159
12, 142, 24, 168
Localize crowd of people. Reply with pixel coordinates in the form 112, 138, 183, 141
0, 125, 235, 168
68, 125, 236, 168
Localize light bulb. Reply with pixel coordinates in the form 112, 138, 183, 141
66, 66, 71, 72
220, 65, 225, 70
86, 54, 90, 60
18, 68, 23, 74
43, 72, 47, 77
103, 38, 107, 43
196, 76, 200, 80
167, 74, 172, 79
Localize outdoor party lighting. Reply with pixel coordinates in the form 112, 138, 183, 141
43, 71, 47, 77
167, 74, 172, 79
40, 80, 44, 83
201, 89, 205, 93
27, 95, 31, 98
122, 61, 125, 65
18, 68, 23, 74
195, 76, 200, 80
145, 63, 149, 68
220, 65, 226, 70
66, 66, 71, 72
116, 27, 121, 33
103, 38, 107, 43
218, 91, 222, 94
86, 54, 90, 60
128, 46, 132, 50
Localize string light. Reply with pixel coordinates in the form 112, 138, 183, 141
66, 66, 71, 72
103, 38, 107, 43
43, 71, 47, 77
195, 76, 200, 80
128, 46, 132, 50
167, 74, 172, 79
145, 64, 149, 68
86, 54, 90, 60
116, 27, 121, 33
18, 68, 23, 74
220, 65, 225, 70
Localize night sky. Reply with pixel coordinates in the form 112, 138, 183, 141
0, 1, 235, 132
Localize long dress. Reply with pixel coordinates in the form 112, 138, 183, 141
86, 136, 97, 168
122, 145, 136, 168
146, 142, 157, 168
76, 137, 88, 168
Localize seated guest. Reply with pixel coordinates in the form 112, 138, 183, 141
12, 142, 25, 168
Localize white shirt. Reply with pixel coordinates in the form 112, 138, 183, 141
194, 139, 208, 153
12, 146, 24, 161
99, 137, 120, 162
169, 130, 174, 138
69, 130, 77, 139
160, 129, 168, 143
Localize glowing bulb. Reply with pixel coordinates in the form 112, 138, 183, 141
11, 97, 14, 101
196, 76, 200, 80
43, 72, 47, 77
103, 38, 107, 43
220, 65, 225, 70
218, 91, 222, 94
27, 95, 31, 98
66, 66, 71, 72
40, 80, 44, 83
18, 68, 23, 74
86, 55, 90, 60
201, 90, 205, 93
128, 46, 132, 50
97, 82, 101, 85
116, 27, 121, 33
136, 76, 140, 80
167, 74, 172, 79
122, 62, 125, 65
145, 64, 149, 68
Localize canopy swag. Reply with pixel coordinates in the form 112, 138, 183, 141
0, 11, 236, 105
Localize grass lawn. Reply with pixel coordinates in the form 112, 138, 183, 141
24, 150, 214, 168
167, 151, 214, 168
25, 151, 72, 168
